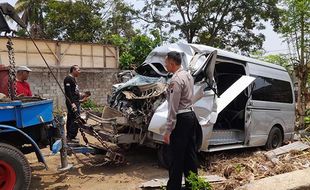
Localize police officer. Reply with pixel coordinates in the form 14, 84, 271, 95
164, 51, 199, 190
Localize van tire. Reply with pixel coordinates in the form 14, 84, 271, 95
0, 143, 31, 190
157, 145, 171, 169
265, 127, 283, 150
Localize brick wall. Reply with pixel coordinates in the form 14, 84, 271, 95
28, 67, 120, 108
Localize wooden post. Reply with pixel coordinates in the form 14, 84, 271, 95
80, 44, 83, 67
103, 46, 106, 68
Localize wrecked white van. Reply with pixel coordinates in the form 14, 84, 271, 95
87, 43, 295, 165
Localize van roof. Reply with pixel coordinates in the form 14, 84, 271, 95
148, 43, 287, 72
188, 43, 287, 71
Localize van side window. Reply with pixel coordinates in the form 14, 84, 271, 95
252, 76, 293, 103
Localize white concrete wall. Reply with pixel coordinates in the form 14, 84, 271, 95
0, 37, 119, 69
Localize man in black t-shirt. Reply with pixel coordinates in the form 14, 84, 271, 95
64, 65, 89, 142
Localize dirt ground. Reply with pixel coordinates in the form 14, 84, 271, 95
27, 141, 310, 190
27, 146, 167, 190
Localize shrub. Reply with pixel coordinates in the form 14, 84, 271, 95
186, 171, 212, 190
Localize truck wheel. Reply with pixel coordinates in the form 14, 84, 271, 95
157, 145, 171, 169
0, 143, 31, 190
265, 127, 283, 150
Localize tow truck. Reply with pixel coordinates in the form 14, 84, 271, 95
0, 3, 67, 189
0, 3, 124, 190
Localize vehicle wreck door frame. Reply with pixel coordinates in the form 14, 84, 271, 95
191, 50, 217, 87
191, 50, 217, 151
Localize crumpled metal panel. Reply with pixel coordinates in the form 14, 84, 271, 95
148, 84, 218, 136
122, 82, 167, 100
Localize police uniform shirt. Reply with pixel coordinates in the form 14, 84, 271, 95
166, 67, 194, 133
64, 74, 80, 104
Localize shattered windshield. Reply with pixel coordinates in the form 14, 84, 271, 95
115, 74, 165, 91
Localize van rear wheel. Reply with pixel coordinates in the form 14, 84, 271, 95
265, 127, 283, 150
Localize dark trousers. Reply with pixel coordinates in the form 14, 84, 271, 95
66, 102, 80, 139
167, 111, 199, 190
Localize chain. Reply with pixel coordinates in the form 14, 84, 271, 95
79, 125, 125, 164
68, 115, 125, 165
6, 35, 17, 99
54, 118, 110, 167
66, 130, 123, 167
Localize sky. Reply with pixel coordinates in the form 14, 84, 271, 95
2, 0, 288, 54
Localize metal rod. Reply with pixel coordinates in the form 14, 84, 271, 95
58, 116, 72, 171
25, 30, 69, 102
60, 122, 68, 168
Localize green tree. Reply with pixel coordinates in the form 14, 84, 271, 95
107, 30, 161, 69
127, 29, 161, 67
44, 0, 104, 42
136, 0, 281, 53
106, 34, 133, 69
102, 0, 136, 40
15, 0, 46, 37
278, 0, 310, 128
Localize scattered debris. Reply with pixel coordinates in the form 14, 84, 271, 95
264, 141, 310, 161
203, 141, 310, 190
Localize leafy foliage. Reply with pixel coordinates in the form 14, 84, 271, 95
137, 0, 282, 53
277, 0, 310, 129
186, 171, 212, 190
101, 0, 136, 40
107, 29, 161, 69
81, 99, 97, 109
44, 0, 104, 42
81, 98, 104, 113
305, 109, 310, 126
11, 0, 161, 69
13, 0, 300, 73
15, 0, 46, 37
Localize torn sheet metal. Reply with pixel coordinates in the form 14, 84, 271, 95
122, 83, 167, 100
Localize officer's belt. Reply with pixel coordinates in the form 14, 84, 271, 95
177, 107, 194, 114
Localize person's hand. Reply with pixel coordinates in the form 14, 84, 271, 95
16, 93, 24, 97
84, 91, 91, 97
71, 103, 77, 112
80, 96, 89, 103
164, 131, 171, 144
